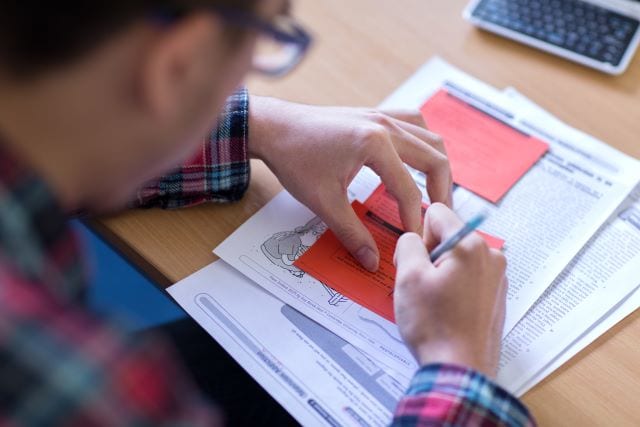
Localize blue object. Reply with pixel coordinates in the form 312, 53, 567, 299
73, 221, 186, 332
429, 213, 487, 262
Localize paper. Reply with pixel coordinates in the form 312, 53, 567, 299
169, 61, 640, 424
515, 287, 640, 397
497, 185, 640, 394
420, 89, 549, 202
380, 57, 640, 334
495, 87, 640, 396
215, 57, 640, 374
215, 171, 417, 374
295, 201, 397, 322
295, 186, 504, 322
361, 184, 505, 249
167, 261, 405, 427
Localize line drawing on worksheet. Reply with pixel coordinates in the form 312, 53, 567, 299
260, 216, 350, 308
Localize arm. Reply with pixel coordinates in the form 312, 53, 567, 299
135, 91, 453, 274
0, 266, 220, 426
392, 364, 533, 426
132, 88, 250, 209
391, 204, 536, 426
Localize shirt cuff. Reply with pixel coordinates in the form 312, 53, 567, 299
392, 363, 536, 427
133, 87, 250, 209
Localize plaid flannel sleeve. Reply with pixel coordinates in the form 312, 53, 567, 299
392, 364, 536, 427
0, 268, 220, 426
133, 88, 250, 209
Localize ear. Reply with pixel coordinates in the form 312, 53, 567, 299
137, 13, 223, 119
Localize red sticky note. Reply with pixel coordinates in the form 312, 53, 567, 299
420, 89, 549, 203
295, 185, 504, 323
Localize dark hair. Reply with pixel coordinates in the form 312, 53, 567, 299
0, 1, 257, 79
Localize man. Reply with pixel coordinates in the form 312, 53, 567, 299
0, 1, 534, 426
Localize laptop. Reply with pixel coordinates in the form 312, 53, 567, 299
464, 0, 640, 75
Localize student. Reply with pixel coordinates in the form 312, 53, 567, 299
0, 1, 534, 426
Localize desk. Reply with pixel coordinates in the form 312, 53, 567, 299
91, 0, 640, 425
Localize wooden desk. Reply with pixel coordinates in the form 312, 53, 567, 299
92, 1, 640, 425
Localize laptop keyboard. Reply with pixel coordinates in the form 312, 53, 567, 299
471, 0, 640, 66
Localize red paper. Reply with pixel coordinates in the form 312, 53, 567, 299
421, 89, 549, 202
295, 185, 504, 322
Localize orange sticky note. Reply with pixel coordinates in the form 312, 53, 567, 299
421, 89, 549, 203
295, 185, 504, 323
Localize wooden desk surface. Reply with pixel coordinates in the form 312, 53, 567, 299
92, 1, 640, 425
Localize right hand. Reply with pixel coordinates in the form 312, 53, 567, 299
393, 203, 508, 377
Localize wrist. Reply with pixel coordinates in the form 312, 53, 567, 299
414, 342, 496, 378
248, 95, 290, 161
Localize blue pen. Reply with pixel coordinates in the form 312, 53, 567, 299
429, 213, 487, 262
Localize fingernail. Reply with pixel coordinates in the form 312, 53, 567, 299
356, 247, 379, 272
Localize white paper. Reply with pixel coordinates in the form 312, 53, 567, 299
497, 87, 640, 396
167, 261, 404, 427
214, 171, 418, 374
515, 287, 640, 396
215, 58, 640, 377
497, 186, 640, 394
380, 58, 640, 334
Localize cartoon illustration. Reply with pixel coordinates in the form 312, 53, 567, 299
261, 216, 327, 278
261, 217, 350, 307
322, 284, 349, 306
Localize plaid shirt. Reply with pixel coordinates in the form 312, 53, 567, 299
392, 364, 534, 427
0, 87, 534, 426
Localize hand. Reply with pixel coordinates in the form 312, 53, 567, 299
393, 204, 507, 377
249, 96, 453, 272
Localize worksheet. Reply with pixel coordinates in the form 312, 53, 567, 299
496, 87, 640, 396
515, 286, 640, 396
294, 185, 503, 323
215, 170, 418, 373
379, 58, 640, 333
215, 58, 640, 373
167, 261, 406, 427
497, 185, 640, 394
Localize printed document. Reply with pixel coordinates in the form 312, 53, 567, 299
167, 261, 405, 427
215, 58, 640, 374
495, 88, 640, 395
167, 59, 640, 422
421, 88, 549, 202
295, 185, 503, 323
379, 58, 640, 334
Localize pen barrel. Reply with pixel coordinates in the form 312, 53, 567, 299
429, 225, 473, 262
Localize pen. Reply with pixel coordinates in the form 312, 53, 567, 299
429, 213, 487, 262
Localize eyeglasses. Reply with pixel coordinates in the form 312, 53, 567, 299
155, 5, 312, 77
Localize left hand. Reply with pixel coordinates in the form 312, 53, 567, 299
249, 96, 453, 271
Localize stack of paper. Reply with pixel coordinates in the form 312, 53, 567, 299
168, 58, 640, 426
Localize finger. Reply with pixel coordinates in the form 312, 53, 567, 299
382, 109, 428, 129
387, 124, 453, 208
492, 276, 508, 343
383, 110, 447, 156
370, 110, 453, 206
316, 192, 380, 272
393, 120, 447, 157
388, 117, 453, 207
365, 137, 423, 235
423, 203, 465, 251
394, 232, 433, 290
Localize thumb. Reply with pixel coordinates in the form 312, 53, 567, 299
423, 203, 465, 251
318, 195, 379, 272
394, 232, 433, 288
